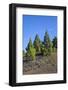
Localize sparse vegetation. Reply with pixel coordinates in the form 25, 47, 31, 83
23, 31, 57, 75
23, 31, 57, 58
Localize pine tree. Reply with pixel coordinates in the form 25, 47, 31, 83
33, 34, 41, 54
52, 37, 57, 48
26, 38, 33, 51
26, 38, 36, 60
52, 37, 57, 51
44, 32, 50, 48
44, 31, 52, 55
41, 42, 47, 55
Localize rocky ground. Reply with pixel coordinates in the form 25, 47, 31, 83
23, 52, 57, 75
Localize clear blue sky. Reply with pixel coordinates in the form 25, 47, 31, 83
22, 15, 57, 51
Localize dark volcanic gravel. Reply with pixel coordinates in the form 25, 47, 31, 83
23, 53, 57, 75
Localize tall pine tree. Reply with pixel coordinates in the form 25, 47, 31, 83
52, 37, 57, 48
26, 38, 36, 60
33, 34, 41, 54
26, 38, 33, 51
44, 31, 52, 55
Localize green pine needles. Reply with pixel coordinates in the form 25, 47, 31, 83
23, 31, 57, 60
